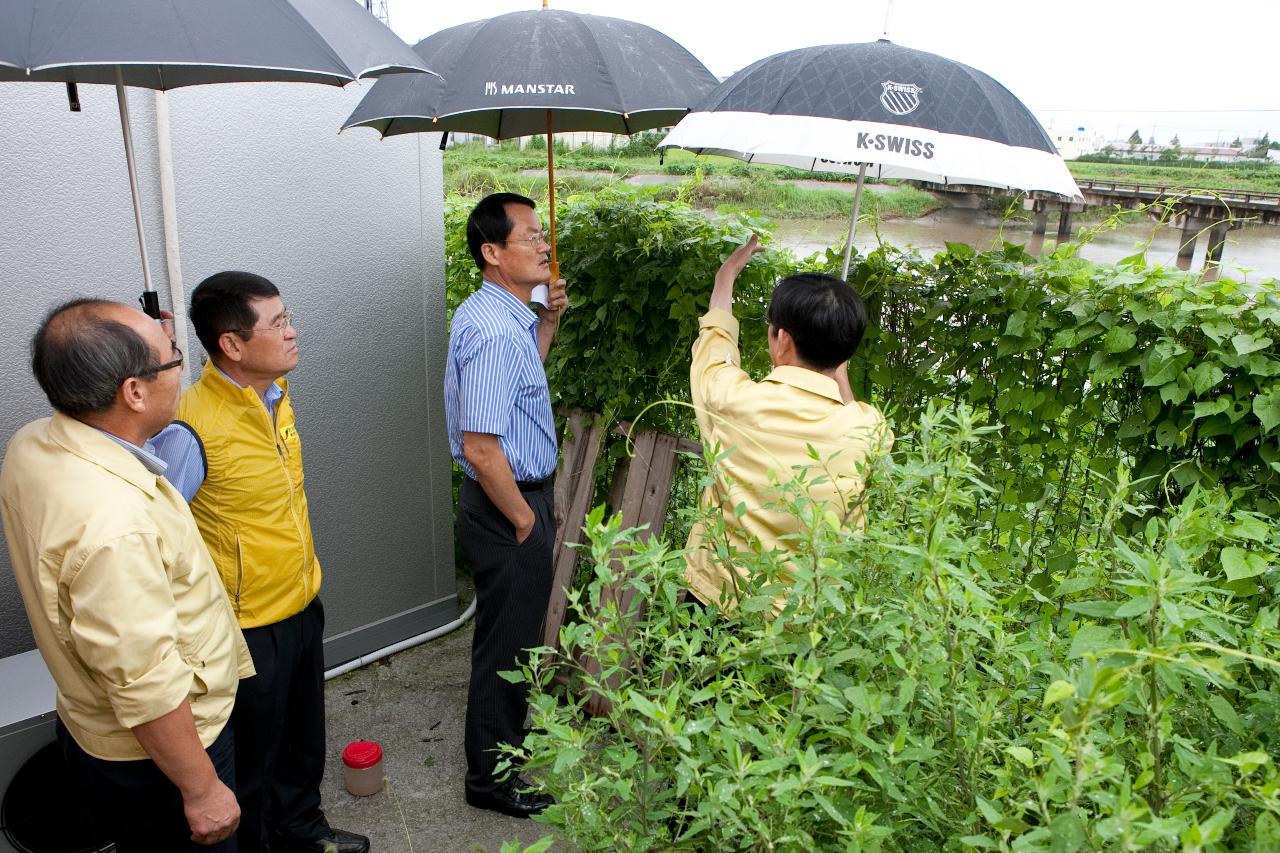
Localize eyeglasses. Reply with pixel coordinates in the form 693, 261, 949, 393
500, 232, 550, 249
231, 311, 294, 335
136, 344, 184, 379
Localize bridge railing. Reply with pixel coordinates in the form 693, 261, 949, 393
1074, 179, 1280, 207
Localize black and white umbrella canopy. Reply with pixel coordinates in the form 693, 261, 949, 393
662, 40, 1079, 198
343, 9, 719, 138
0, 0, 434, 88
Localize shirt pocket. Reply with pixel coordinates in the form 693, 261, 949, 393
277, 422, 305, 488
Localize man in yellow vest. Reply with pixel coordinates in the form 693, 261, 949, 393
151, 272, 368, 853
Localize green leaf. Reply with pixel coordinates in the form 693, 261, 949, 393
1221, 546, 1269, 580
1114, 595, 1154, 618
1103, 325, 1137, 353
1208, 694, 1245, 736
1068, 624, 1120, 658
1200, 320, 1234, 343
1233, 332, 1273, 355
1066, 600, 1119, 618
1193, 397, 1231, 419
1049, 812, 1086, 852
1005, 745, 1035, 767
1218, 751, 1271, 773
1254, 390, 1280, 433
1255, 812, 1280, 853
975, 795, 1004, 826
1043, 680, 1076, 707
1188, 362, 1225, 395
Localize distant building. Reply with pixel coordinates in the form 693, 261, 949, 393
1099, 142, 1260, 163
1046, 121, 1101, 159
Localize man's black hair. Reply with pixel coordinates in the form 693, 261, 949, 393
189, 271, 280, 358
765, 273, 868, 370
466, 192, 537, 272
31, 298, 156, 417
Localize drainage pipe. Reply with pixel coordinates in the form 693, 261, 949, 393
324, 598, 476, 681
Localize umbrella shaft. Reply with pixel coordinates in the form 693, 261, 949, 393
840, 163, 868, 280
546, 110, 558, 280
116, 72, 155, 300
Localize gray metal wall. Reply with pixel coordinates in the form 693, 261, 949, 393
0, 81, 455, 663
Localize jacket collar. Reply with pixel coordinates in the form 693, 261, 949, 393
198, 363, 289, 408
762, 365, 846, 404
47, 412, 161, 497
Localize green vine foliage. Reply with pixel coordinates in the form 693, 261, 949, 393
838, 235, 1280, 586
441, 188, 1280, 846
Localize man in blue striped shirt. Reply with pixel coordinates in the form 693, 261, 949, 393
446, 192, 567, 819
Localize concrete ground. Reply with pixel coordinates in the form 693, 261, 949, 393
318, 575, 563, 853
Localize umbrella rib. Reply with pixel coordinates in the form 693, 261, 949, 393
571, 14, 625, 115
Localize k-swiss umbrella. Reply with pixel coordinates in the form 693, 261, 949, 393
1, 0, 435, 316
660, 40, 1081, 277
344, 4, 718, 282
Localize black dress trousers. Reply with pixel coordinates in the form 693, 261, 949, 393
57, 716, 238, 853
232, 595, 329, 851
459, 475, 555, 795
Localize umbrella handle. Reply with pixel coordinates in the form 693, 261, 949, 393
139, 291, 161, 319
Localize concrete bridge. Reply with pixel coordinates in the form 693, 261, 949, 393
915, 179, 1280, 277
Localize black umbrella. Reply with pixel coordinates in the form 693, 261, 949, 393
1, 0, 435, 315
344, 5, 718, 282
661, 40, 1080, 277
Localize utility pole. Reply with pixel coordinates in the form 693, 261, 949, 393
364, 0, 389, 26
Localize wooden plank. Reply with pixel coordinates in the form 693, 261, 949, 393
636, 433, 678, 539
615, 435, 673, 621
615, 420, 701, 455
542, 420, 604, 650
616, 431, 658, 532
552, 408, 586, 533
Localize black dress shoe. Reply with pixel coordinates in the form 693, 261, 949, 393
465, 780, 554, 819
271, 827, 371, 853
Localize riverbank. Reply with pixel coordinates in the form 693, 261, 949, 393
448, 162, 942, 221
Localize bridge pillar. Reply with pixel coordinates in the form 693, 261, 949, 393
1177, 216, 1201, 271
1032, 206, 1048, 236
1056, 203, 1074, 242
1203, 221, 1232, 281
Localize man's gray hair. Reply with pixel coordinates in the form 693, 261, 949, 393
31, 299, 154, 417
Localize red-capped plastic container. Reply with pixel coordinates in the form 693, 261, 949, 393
342, 741, 384, 796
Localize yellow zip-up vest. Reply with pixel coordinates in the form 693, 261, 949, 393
177, 368, 321, 629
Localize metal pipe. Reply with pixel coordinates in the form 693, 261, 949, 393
154, 90, 191, 385
115, 69, 155, 300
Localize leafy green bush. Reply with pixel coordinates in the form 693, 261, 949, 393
510, 404, 1280, 851
614, 130, 666, 158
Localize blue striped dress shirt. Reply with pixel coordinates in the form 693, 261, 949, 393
445, 281, 557, 482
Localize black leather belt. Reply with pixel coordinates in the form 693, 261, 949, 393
516, 477, 553, 493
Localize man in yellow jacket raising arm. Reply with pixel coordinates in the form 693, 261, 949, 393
685, 237, 893, 614
151, 273, 367, 853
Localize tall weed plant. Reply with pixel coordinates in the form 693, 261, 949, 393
510, 405, 1280, 851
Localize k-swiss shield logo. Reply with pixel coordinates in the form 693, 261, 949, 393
880, 81, 923, 116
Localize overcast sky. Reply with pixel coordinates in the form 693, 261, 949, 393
381, 0, 1278, 146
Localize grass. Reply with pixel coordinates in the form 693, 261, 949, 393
1067, 159, 1280, 193
443, 139, 1280, 222
444, 142, 942, 220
